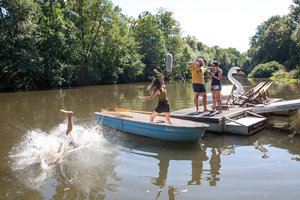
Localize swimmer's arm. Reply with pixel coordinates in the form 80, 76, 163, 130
138, 90, 159, 101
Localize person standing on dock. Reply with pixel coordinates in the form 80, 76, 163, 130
139, 69, 172, 124
209, 61, 223, 114
187, 58, 209, 113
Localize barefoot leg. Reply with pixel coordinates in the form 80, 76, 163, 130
150, 111, 158, 123
60, 109, 73, 135
165, 112, 172, 125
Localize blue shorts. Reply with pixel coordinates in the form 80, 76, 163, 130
193, 84, 206, 93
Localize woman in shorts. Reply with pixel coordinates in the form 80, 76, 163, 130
209, 61, 223, 113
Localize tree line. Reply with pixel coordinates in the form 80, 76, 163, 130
0, 0, 299, 91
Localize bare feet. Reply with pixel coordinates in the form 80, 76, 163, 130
60, 109, 73, 117
60, 109, 73, 135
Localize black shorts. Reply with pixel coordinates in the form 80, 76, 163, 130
193, 83, 206, 93
155, 100, 170, 113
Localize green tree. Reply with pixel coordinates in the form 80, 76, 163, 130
37, 0, 77, 88
289, 0, 300, 27
156, 9, 186, 79
0, 0, 40, 90
248, 61, 282, 78
66, 0, 143, 84
246, 1, 300, 73
289, 0, 300, 70
133, 11, 167, 80
249, 16, 294, 69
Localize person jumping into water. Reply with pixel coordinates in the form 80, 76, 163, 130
48, 109, 74, 164
60, 109, 73, 135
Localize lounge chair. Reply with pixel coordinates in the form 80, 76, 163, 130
226, 81, 273, 107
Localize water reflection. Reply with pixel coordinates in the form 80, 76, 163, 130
205, 127, 300, 161
102, 120, 300, 199
103, 130, 225, 199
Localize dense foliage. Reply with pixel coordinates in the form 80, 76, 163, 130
248, 61, 282, 78
272, 66, 300, 81
0, 0, 299, 91
245, 0, 300, 74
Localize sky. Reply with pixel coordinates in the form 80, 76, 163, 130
110, 0, 293, 53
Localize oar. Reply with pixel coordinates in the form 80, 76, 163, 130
100, 108, 133, 118
115, 108, 165, 116
115, 107, 152, 114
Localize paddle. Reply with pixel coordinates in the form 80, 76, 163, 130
115, 107, 152, 114
100, 108, 133, 118
115, 107, 165, 116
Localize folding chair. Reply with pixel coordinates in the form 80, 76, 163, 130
226, 81, 273, 107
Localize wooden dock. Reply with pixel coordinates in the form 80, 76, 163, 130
171, 98, 300, 135
170, 106, 267, 135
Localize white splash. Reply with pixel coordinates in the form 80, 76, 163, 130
9, 122, 118, 191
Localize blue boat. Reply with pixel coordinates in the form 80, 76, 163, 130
95, 111, 208, 142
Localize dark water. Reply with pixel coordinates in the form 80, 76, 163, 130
0, 78, 300, 200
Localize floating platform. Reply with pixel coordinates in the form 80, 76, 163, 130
170, 107, 267, 135
171, 98, 300, 135
247, 99, 300, 114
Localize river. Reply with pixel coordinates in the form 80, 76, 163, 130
0, 78, 300, 200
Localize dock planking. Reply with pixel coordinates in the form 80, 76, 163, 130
171, 106, 267, 135
171, 98, 300, 135
170, 106, 247, 123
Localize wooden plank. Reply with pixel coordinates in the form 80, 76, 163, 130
171, 105, 267, 135
170, 106, 246, 123
224, 117, 267, 135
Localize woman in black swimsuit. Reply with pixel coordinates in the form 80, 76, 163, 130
139, 69, 172, 124
209, 61, 223, 113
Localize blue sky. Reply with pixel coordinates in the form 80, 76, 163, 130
111, 0, 292, 53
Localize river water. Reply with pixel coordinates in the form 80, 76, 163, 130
0, 78, 300, 200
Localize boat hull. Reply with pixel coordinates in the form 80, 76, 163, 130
95, 112, 208, 142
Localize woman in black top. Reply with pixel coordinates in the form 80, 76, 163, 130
209, 61, 223, 113
139, 69, 172, 124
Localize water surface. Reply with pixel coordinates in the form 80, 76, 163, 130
0, 78, 300, 200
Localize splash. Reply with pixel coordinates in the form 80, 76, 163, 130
9, 122, 118, 191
